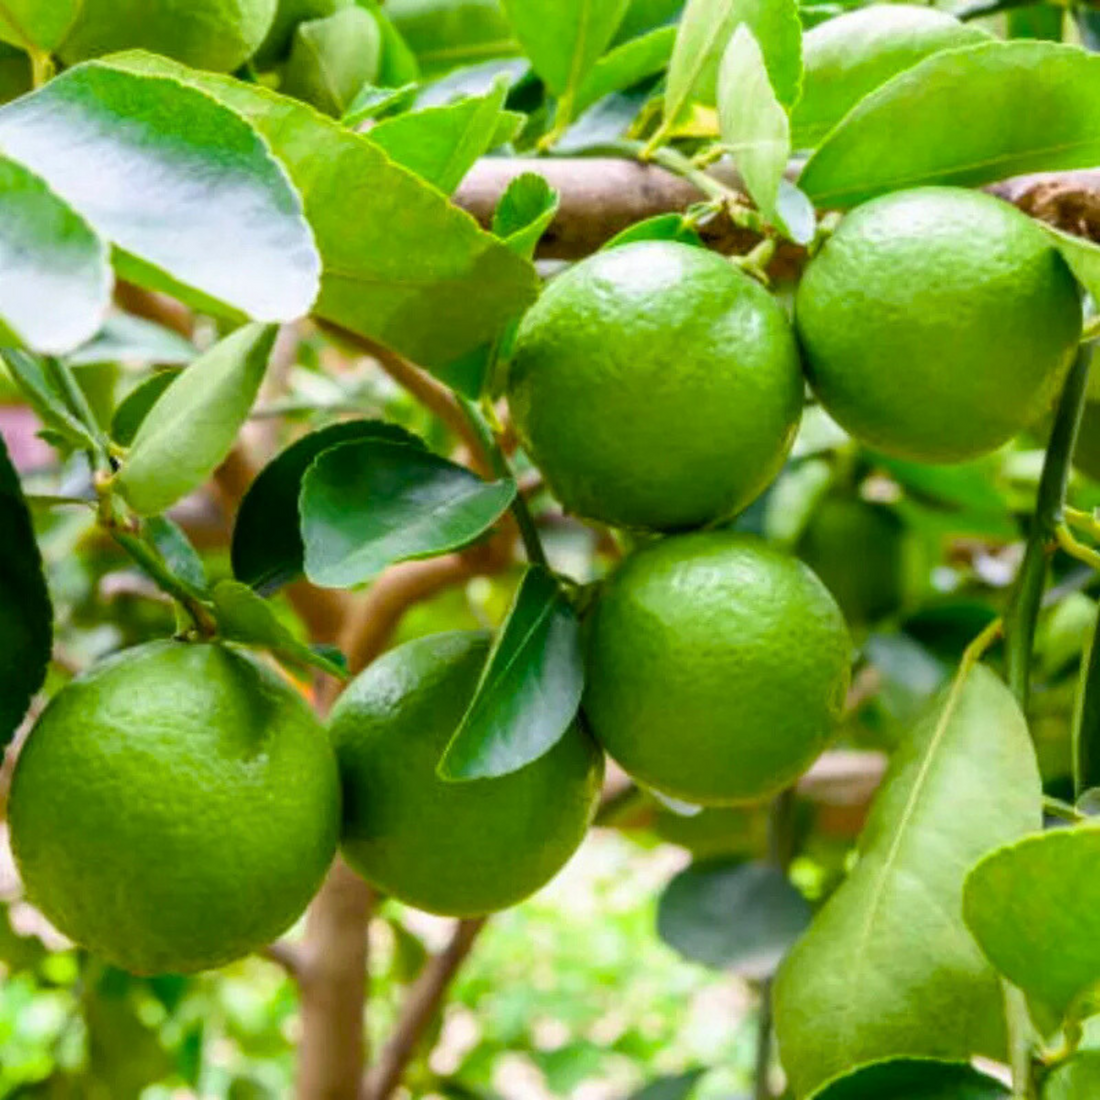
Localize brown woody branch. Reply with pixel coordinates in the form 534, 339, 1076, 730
363, 917, 488, 1100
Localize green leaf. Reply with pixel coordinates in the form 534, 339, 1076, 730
492, 172, 561, 258
501, 0, 629, 99
368, 76, 512, 194
145, 515, 207, 595
117, 324, 276, 516
809, 1058, 1010, 1099
108, 53, 539, 369
1041, 225, 1100, 307
773, 666, 1042, 1099
663, 0, 801, 129
657, 859, 810, 978
232, 419, 424, 592
0, 0, 80, 52
341, 82, 419, 127
1044, 1051, 1100, 1100
0, 62, 320, 322
109, 371, 180, 446
212, 579, 348, 678
801, 41, 1100, 209
0, 432, 52, 748
1007, 4, 1064, 41
573, 24, 676, 116
387, 0, 517, 76
439, 565, 583, 781
603, 212, 704, 250
963, 826, 1100, 1021
872, 453, 1008, 515
0, 154, 111, 355
627, 1069, 707, 1100
718, 25, 789, 229
791, 6, 990, 150
282, 7, 382, 117
67, 313, 196, 368
0, 349, 101, 451
300, 438, 516, 588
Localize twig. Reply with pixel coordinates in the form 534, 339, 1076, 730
363, 918, 488, 1100
261, 940, 306, 980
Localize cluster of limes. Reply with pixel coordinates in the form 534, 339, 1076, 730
8, 186, 1082, 975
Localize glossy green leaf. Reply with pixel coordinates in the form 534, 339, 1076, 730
0, 155, 111, 355
774, 666, 1042, 1099
232, 419, 423, 592
0, 0, 80, 51
1042, 225, 1100, 307
0, 62, 321, 322
657, 859, 809, 978
501, 0, 629, 98
603, 212, 704, 250
801, 41, 1100, 209
368, 77, 512, 194
718, 26, 788, 228
145, 515, 208, 595
109, 371, 180, 447
663, 0, 801, 128
574, 24, 676, 116
627, 1069, 707, 1100
117, 324, 276, 516
110, 53, 539, 369
0, 433, 52, 748
964, 826, 1100, 1019
301, 438, 516, 588
212, 579, 347, 678
281, 7, 382, 117
1, 349, 101, 451
809, 1058, 1009, 1100
439, 565, 584, 780
791, 6, 990, 150
67, 313, 196, 368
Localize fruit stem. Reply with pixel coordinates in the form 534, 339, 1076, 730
457, 395, 549, 568
1004, 345, 1091, 708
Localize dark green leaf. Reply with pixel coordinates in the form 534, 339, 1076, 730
212, 579, 348, 678
657, 859, 810, 977
109, 53, 539, 370
501, 0, 630, 98
439, 565, 584, 780
232, 419, 424, 592
301, 438, 516, 588
791, 7, 990, 150
604, 213, 704, 249
109, 370, 181, 447
627, 1069, 707, 1100
573, 24, 676, 116
368, 76, 513, 194
963, 826, 1100, 1020
0, 903, 45, 974
0, 154, 111, 355
282, 7, 382, 117
1007, 5, 1063, 41
117, 324, 277, 516
145, 515, 207, 596
774, 666, 1042, 1098
66, 313, 196, 368
809, 1058, 1010, 1099
801, 41, 1100, 208
0, 62, 321, 321
84, 983, 173, 1098
0, 431, 52, 747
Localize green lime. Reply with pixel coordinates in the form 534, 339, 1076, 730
584, 532, 851, 805
329, 631, 604, 917
796, 187, 1081, 464
507, 241, 804, 532
797, 496, 907, 625
9, 641, 340, 975
59, 0, 277, 73
254, 0, 352, 67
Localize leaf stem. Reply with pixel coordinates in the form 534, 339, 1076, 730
1005, 982, 1039, 1100
457, 395, 549, 568
44, 356, 113, 474
1004, 346, 1091, 708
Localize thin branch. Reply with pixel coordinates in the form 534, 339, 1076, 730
261, 940, 306, 980
363, 917, 488, 1100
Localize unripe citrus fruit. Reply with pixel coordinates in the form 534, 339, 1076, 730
507, 241, 804, 532
584, 532, 850, 805
796, 187, 1081, 463
797, 496, 907, 626
59, 0, 277, 73
330, 631, 603, 917
9, 641, 340, 975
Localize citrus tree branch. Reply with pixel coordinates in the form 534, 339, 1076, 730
363, 917, 488, 1100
